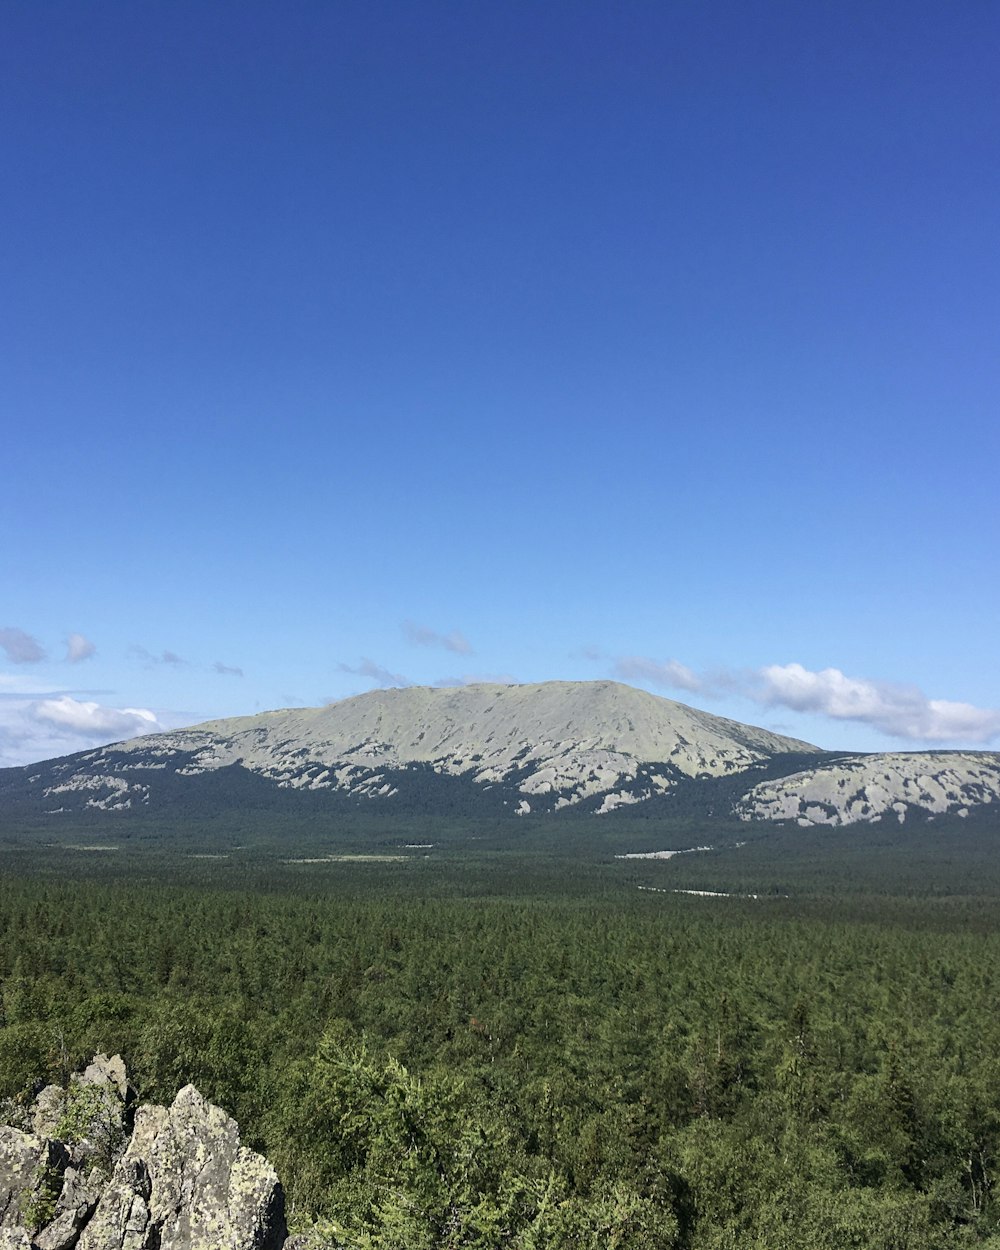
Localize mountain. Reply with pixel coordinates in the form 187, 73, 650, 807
1, 680, 998, 827
739, 751, 1000, 827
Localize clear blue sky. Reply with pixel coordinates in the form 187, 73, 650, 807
3, 1, 998, 765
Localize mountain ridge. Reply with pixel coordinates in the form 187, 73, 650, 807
2, 680, 998, 827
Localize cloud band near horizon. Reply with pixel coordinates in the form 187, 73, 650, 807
612, 655, 1000, 745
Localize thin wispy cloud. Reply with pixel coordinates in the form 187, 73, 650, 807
338, 658, 412, 688
130, 646, 239, 676
0, 674, 64, 698
403, 620, 472, 655
213, 661, 244, 677
433, 672, 517, 688
0, 627, 46, 664
129, 645, 187, 667
613, 655, 702, 693
65, 632, 96, 663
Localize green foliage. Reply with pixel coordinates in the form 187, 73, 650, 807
19, 1163, 60, 1233
3, 827, 1000, 1245
52, 1078, 126, 1175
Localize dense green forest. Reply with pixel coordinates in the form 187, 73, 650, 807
3, 815, 1000, 1247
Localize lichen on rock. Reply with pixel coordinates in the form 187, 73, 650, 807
0, 1060, 286, 1250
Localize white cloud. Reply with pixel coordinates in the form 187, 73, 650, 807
402, 621, 472, 654
65, 632, 96, 663
756, 663, 1000, 744
337, 658, 411, 688
0, 692, 166, 767
32, 696, 161, 738
606, 650, 1000, 745
0, 627, 46, 664
613, 655, 702, 693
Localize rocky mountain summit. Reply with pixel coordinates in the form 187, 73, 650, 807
0, 1056, 290, 1250
2, 681, 998, 827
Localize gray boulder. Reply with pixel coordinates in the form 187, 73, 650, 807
0, 1059, 286, 1250
0, 1126, 68, 1237
78, 1085, 285, 1250
0, 1229, 33, 1249
34, 1166, 102, 1250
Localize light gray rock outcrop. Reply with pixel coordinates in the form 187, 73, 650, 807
0, 1126, 68, 1235
738, 750, 1000, 826
79, 1086, 285, 1250
33, 1164, 100, 1250
0, 1061, 286, 1250
0, 1230, 33, 1249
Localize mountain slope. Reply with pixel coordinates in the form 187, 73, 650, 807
3, 681, 817, 818
1, 681, 997, 827
738, 751, 1000, 826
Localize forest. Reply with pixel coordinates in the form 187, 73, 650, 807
2, 812, 1000, 1248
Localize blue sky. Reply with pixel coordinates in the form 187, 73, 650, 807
3, 1, 998, 766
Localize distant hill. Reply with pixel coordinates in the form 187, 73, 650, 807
1, 681, 998, 828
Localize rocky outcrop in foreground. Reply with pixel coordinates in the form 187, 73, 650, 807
0, 1057, 286, 1250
